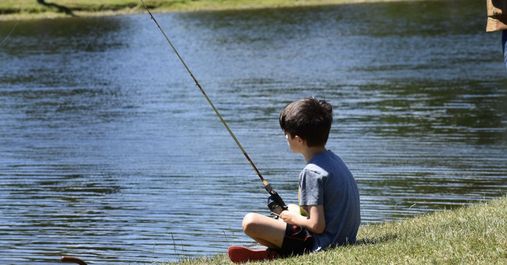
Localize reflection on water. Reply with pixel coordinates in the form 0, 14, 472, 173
1, 0, 506, 264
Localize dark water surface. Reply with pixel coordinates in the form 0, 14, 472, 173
1, 0, 506, 264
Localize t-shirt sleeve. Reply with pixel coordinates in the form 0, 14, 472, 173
299, 165, 326, 206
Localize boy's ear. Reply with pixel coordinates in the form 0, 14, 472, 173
294, 135, 305, 144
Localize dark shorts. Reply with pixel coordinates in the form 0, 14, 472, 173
278, 224, 314, 257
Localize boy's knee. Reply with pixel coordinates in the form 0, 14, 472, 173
242, 213, 259, 234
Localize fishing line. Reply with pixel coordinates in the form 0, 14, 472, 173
0, 20, 19, 47
139, 0, 280, 196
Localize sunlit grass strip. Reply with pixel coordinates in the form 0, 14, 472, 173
0, 0, 142, 14
166, 196, 507, 264
0, 0, 418, 18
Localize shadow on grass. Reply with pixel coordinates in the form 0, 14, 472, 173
37, 0, 75, 16
355, 233, 398, 246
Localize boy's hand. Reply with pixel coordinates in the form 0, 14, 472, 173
280, 205, 326, 234
279, 210, 300, 224
279, 204, 305, 225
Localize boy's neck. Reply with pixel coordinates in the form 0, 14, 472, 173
302, 146, 327, 162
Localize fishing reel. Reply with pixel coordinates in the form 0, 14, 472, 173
267, 194, 288, 217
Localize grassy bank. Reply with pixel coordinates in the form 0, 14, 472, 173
0, 0, 414, 20
167, 196, 506, 265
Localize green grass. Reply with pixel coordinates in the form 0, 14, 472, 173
165, 196, 507, 265
0, 0, 144, 14
0, 0, 412, 20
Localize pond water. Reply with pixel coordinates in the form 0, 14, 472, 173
0, 0, 506, 264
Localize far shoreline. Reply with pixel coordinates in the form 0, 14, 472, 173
0, 0, 421, 21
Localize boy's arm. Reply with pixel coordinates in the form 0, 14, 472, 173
280, 205, 326, 234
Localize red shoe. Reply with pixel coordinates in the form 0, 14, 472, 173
227, 246, 279, 263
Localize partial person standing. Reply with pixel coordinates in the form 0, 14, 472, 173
486, 0, 507, 70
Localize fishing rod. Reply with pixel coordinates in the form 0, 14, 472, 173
139, 0, 287, 214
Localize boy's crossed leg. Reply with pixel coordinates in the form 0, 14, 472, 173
242, 213, 286, 249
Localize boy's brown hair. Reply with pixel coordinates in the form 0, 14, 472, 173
279, 98, 333, 147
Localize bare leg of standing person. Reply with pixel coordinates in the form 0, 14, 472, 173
503, 30, 507, 70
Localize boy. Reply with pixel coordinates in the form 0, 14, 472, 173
229, 98, 360, 263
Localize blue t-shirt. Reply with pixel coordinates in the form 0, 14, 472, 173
298, 150, 361, 251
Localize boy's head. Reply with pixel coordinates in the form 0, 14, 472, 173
279, 98, 333, 147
